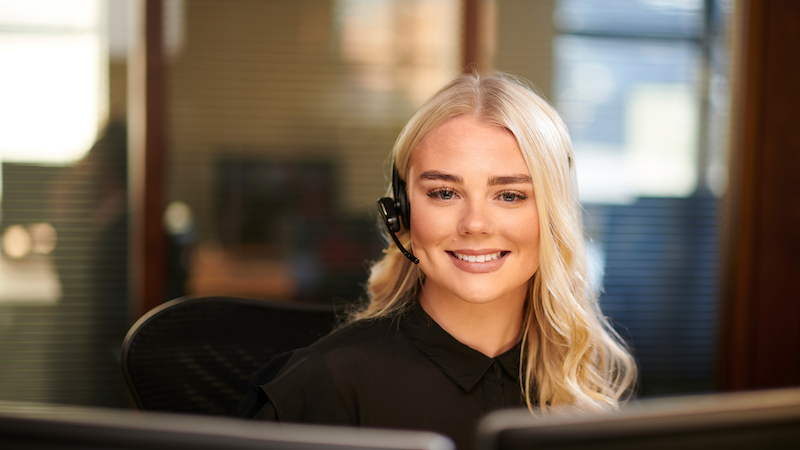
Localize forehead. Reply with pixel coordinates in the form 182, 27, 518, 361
408, 114, 528, 178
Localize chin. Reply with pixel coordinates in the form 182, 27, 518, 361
450, 285, 520, 306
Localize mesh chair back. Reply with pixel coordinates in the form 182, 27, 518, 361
121, 296, 337, 416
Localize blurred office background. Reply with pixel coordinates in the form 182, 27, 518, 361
0, 0, 797, 408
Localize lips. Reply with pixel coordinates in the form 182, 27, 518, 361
447, 250, 509, 273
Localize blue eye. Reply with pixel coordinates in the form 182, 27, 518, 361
500, 191, 526, 202
428, 189, 455, 200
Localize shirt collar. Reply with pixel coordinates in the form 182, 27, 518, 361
399, 303, 521, 392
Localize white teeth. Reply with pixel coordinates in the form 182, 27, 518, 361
454, 251, 502, 262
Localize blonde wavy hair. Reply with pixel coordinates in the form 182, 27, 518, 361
351, 72, 637, 413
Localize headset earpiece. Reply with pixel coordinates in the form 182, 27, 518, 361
377, 165, 418, 264
378, 198, 401, 233
392, 166, 411, 230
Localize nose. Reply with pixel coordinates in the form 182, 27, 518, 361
457, 198, 493, 235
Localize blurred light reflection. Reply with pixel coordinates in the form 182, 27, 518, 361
0, 0, 104, 164
29, 222, 57, 255
2, 224, 31, 259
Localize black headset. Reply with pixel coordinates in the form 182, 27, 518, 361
377, 166, 419, 264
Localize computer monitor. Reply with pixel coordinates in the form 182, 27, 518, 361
0, 400, 455, 450
477, 387, 800, 450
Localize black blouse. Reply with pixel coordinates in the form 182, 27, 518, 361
238, 303, 525, 450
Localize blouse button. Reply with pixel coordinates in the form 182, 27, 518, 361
488, 362, 497, 373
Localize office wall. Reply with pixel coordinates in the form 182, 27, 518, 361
495, 0, 554, 99
165, 0, 460, 301
0, 2, 130, 406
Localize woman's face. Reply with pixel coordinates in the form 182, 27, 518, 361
407, 114, 540, 307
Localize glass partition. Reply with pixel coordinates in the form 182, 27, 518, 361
547, 0, 734, 395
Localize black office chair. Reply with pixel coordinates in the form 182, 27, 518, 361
121, 296, 338, 416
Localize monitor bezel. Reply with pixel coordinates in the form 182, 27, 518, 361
0, 400, 455, 450
477, 387, 800, 450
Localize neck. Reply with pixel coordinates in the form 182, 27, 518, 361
418, 286, 526, 358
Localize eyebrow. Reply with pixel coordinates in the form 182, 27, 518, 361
488, 175, 532, 186
418, 170, 531, 186
419, 170, 462, 183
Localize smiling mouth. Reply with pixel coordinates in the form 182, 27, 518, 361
449, 251, 508, 263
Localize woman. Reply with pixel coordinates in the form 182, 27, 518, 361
240, 72, 637, 450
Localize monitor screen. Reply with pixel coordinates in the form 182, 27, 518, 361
0, 400, 455, 450
477, 388, 800, 450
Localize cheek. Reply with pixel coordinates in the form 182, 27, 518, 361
505, 211, 541, 258
525, 221, 541, 267
410, 201, 452, 247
